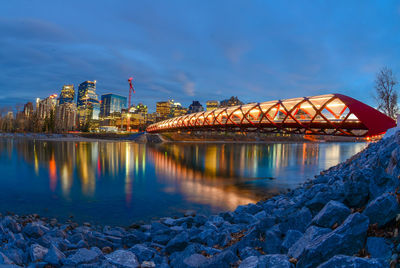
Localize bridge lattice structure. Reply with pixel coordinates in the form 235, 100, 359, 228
146, 94, 395, 137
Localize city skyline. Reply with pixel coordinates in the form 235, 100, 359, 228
1, 1, 400, 111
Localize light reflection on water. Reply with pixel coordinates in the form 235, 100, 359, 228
0, 138, 366, 225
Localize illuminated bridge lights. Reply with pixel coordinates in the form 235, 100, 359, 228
147, 94, 396, 137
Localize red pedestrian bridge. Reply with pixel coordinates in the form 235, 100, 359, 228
146, 94, 396, 137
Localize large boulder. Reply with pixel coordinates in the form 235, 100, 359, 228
279, 207, 312, 233
29, 244, 48, 262
288, 226, 331, 259
317, 255, 387, 268
0, 252, 14, 265
262, 229, 282, 254
258, 254, 293, 268
238, 255, 259, 268
63, 248, 102, 266
366, 237, 392, 260
2, 217, 21, 233
311, 201, 350, 228
122, 231, 148, 247
205, 250, 238, 268
363, 192, 400, 227
44, 244, 66, 265
165, 231, 189, 254
3, 248, 25, 266
281, 230, 303, 253
343, 170, 370, 207
297, 213, 369, 268
105, 250, 139, 268
129, 244, 155, 262
182, 253, 208, 267
23, 223, 48, 239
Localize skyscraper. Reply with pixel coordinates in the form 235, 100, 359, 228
77, 81, 100, 127
77, 81, 99, 107
59, 85, 75, 104
38, 94, 58, 119
156, 100, 173, 119
100, 94, 127, 117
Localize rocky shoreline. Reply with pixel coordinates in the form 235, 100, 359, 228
1, 133, 400, 267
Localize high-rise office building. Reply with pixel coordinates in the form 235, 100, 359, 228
156, 100, 173, 119
59, 85, 75, 104
38, 94, 57, 119
23, 102, 34, 118
77, 81, 99, 107
100, 94, 127, 117
188, 101, 204, 114
206, 100, 219, 111
77, 81, 100, 126
55, 102, 77, 131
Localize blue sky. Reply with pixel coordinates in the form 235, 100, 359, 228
1, 1, 400, 112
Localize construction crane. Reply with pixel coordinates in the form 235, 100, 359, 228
127, 77, 135, 131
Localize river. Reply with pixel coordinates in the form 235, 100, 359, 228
0, 138, 366, 226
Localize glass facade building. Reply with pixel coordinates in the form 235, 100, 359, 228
59, 85, 75, 104
77, 81, 100, 126
100, 94, 127, 117
77, 81, 99, 108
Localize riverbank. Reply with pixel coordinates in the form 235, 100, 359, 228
0, 133, 399, 267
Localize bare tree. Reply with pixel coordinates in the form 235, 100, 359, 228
374, 67, 398, 119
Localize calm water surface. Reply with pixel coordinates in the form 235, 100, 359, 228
0, 138, 366, 225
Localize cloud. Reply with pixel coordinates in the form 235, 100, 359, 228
0, 1, 400, 111
0, 17, 73, 42
176, 72, 196, 97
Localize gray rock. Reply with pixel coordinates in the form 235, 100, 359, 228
182, 254, 208, 267
262, 229, 282, 254
44, 244, 66, 265
366, 237, 392, 260
281, 230, 303, 252
2, 248, 25, 266
297, 213, 369, 268
233, 212, 258, 225
238, 256, 259, 268
69, 232, 85, 244
258, 254, 293, 268
317, 255, 387, 268
63, 248, 102, 266
141, 261, 156, 268
105, 250, 139, 268
129, 244, 154, 262
288, 225, 331, 259
311, 200, 350, 228
206, 249, 238, 267
152, 234, 172, 245
2, 217, 21, 233
239, 247, 261, 260
343, 170, 370, 207
23, 223, 48, 239
29, 244, 48, 262
122, 231, 146, 247
165, 232, 189, 254
0, 252, 13, 265
279, 207, 312, 233
363, 192, 400, 227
